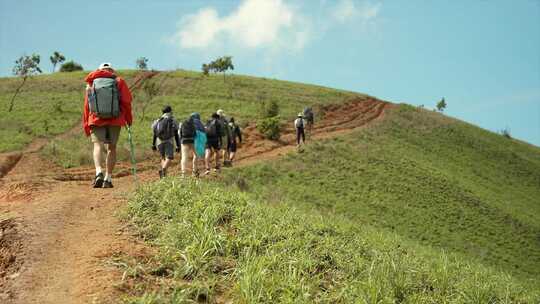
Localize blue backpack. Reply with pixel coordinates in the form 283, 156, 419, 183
195, 130, 207, 157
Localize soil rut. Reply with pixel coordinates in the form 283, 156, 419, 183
0, 96, 389, 303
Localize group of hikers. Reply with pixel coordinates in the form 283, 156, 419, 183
151, 106, 242, 179
82, 63, 312, 188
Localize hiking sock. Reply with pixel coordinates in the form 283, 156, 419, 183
104, 174, 112, 182
96, 167, 103, 176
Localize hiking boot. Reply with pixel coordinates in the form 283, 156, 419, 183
192, 171, 200, 178
203, 170, 211, 176
102, 180, 113, 188
93, 173, 104, 188
159, 169, 165, 179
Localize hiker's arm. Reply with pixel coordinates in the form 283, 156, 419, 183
237, 127, 242, 143
152, 134, 157, 150
118, 78, 133, 126
217, 124, 223, 146
174, 122, 181, 148
174, 132, 180, 148
82, 88, 91, 136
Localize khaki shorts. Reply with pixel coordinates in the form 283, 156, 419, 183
90, 125, 121, 145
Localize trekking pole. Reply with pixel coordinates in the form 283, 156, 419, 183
126, 125, 137, 181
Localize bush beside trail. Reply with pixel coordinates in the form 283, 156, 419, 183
123, 179, 538, 303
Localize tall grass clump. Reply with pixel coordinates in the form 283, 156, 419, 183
124, 179, 538, 303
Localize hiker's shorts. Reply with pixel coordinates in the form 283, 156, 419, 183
90, 125, 121, 145
206, 138, 221, 150
158, 142, 174, 160
296, 127, 305, 145
227, 141, 237, 153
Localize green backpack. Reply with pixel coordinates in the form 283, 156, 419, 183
88, 77, 120, 118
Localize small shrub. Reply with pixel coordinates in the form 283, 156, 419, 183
500, 127, 511, 139
257, 116, 281, 140
59, 61, 83, 72
259, 100, 280, 118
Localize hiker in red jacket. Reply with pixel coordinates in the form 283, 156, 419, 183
82, 63, 133, 188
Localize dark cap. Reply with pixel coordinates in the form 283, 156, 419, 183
162, 105, 172, 114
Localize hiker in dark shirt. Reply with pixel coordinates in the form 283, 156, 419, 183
225, 117, 242, 166
204, 112, 222, 175
151, 105, 180, 178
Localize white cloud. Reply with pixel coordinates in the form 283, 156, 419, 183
171, 0, 308, 51
331, 0, 381, 24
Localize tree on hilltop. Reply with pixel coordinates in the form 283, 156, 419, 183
436, 97, 447, 112
9, 54, 42, 112
50, 51, 65, 73
201, 56, 234, 82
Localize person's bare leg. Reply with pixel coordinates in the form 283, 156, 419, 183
93, 142, 104, 174
205, 149, 211, 172
105, 144, 117, 179
215, 149, 221, 170
162, 158, 171, 176
163, 158, 171, 169
229, 151, 236, 162
192, 151, 198, 176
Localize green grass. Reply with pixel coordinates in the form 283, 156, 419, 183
221, 104, 540, 284
0, 69, 359, 166
122, 179, 538, 303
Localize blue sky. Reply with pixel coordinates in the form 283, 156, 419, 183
1, 0, 539, 146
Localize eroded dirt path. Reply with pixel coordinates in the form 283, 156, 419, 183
0, 96, 389, 303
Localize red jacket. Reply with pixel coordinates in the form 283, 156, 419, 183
82, 70, 133, 136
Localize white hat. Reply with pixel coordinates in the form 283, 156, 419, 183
217, 109, 225, 116
98, 62, 113, 70
298, 112, 303, 117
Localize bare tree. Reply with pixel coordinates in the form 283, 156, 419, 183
9, 54, 42, 112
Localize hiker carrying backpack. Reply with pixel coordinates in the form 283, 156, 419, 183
179, 114, 203, 178
294, 113, 306, 146
225, 117, 242, 167
180, 117, 196, 143
82, 63, 133, 189
204, 113, 223, 174
151, 106, 180, 179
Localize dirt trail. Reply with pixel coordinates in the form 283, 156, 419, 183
0, 96, 389, 303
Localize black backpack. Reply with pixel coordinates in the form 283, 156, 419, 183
181, 117, 196, 138
206, 119, 218, 137
155, 117, 175, 140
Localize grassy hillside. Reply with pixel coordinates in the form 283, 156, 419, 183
3, 70, 539, 302
0, 70, 148, 152
121, 179, 538, 303
0, 69, 358, 164
118, 103, 540, 303
221, 104, 540, 283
